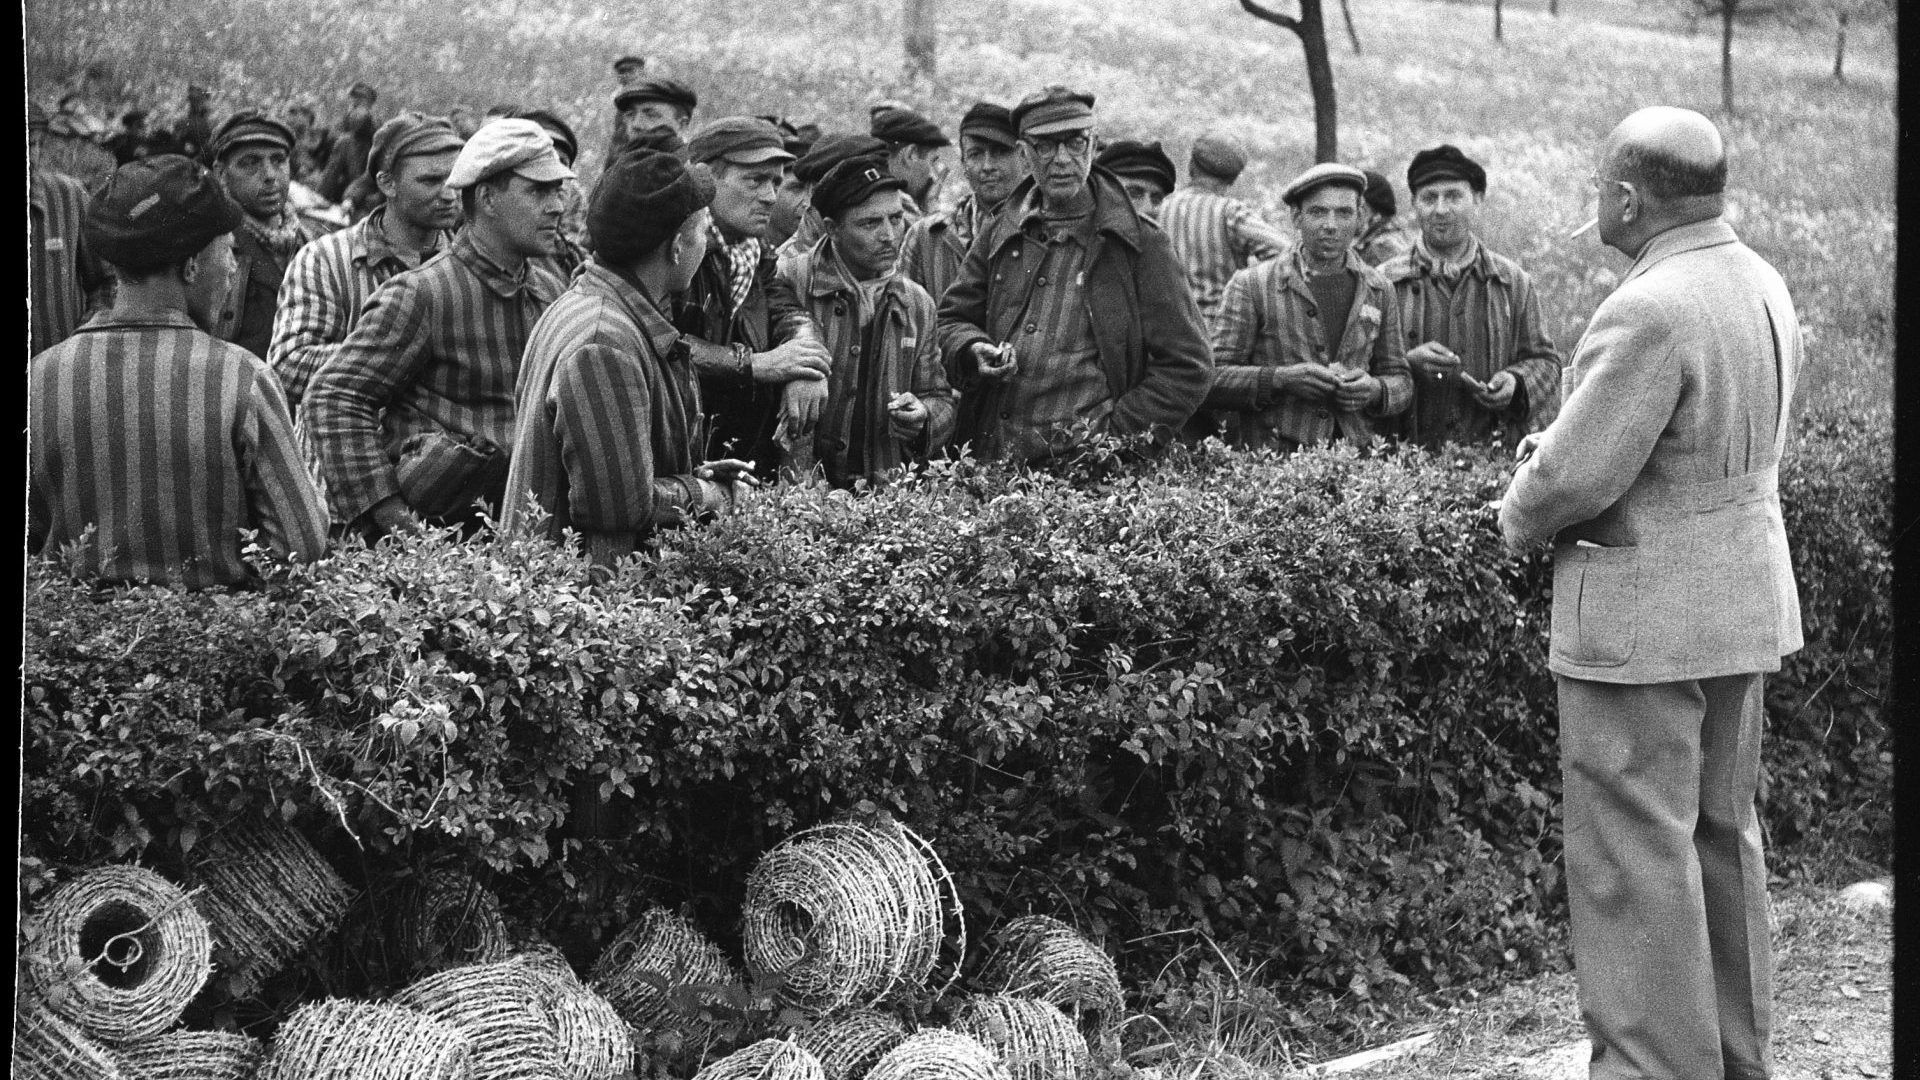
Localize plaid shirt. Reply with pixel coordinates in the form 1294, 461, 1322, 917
267, 207, 450, 411
1379, 236, 1562, 450
1158, 187, 1292, 318
502, 260, 706, 550
30, 168, 107, 357
29, 314, 328, 587
1205, 247, 1412, 449
304, 233, 562, 524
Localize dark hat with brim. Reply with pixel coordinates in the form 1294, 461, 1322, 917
590, 148, 716, 266
1013, 85, 1096, 138
348, 82, 378, 104
688, 115, 797, 168
1281, 162, 1368, 207
85, 154, 244, 273
210, 109, 295, 160
1361, 169, 1397, 217
1406, 144, 1487, 195
368, 112, 465, 181
614, 77, 697, 115
958, 102, 1017, 149
1096, 139, 1177, 194
813, 154, 907, 220
870, 107, 950, 148
791, 132, 889, 186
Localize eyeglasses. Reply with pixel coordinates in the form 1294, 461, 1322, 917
1589, 174, 1631, 196
1022, 133, 1091, 161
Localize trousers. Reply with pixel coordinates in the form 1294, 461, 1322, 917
1557, 672, 1773, 1080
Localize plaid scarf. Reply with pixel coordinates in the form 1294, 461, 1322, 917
244, 205, 308, 260
1413, 234, 1481, 284
713, 223, 761, 313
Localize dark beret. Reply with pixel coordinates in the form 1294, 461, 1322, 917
589, 148, 716, 266
515, 108, 579, 165
1407, 144, 1486, 195
1361, 169, 1397, 217
870, 107, 950, 148
85, 154, 244, 274
792, 132, 888, 186
367, 112, 464, 181
210, 109, 294, 161
348, 82, 378, 104
1096, 139, 1177, 194
1012, 85, 1096, 137
614, 77, 697, 115
812, 154, 907, 220
958, 102, 1017, 148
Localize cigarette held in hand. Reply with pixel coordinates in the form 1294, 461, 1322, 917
1568, 217, 1598, 240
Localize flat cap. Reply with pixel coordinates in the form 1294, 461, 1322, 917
590, 148, 715, 266
448, 118, 575, 188
85, 154, 244, 273
870, 107, 950, 148
1406, 144, 1487, 195
515, 109, 579, 165
869, 99, 912, 118
367, 113, 464, 181
1096, 139, 1177, 194
1013, 85, 1096, 137
812, 154, 906, 220
1189, 130, 1249, 182
614, 77, 697, 114
210, 109, 294, 160
758, 114, 817, 158
1282, 162, 1368, 207
958, 102, 1017, 148
612, 54, 646, 73
792, 132, 888, 185
1361, 169, 1397, 217
687, 115, 797, 167
348, 81, 378, 104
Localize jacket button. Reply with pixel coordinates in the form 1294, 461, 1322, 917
850, 346, 861, 356
1026, 323, 1037, 333
1038, 276, 1048, 286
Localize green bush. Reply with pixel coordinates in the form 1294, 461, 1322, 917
18, 431, 1888, 1021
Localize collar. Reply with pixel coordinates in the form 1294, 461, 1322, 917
353, 207, 449, 272
1623, 218, 1739, 285
800, 235, 903, 302
1283, 243, 1374, 290
1411, 234, 1484, 280
997, 166, 1146, 253
451, 230, 542, 300
579, 258, 682, 356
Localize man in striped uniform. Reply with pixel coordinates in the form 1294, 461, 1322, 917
304, 119, 571, 537
209, 110, 338, 360
269, 113, 464, 412
898, 102, 1019, 306
1156, 130, 1292, 322
29, 155, 329, 587
776, 131, 890, 260
504, 148, 757, 569
870, 106, 951, 224
29, 102, 111, 356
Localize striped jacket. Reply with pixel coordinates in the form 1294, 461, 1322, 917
897, 191, 988, 306
503, 261, 707, 556
267, 208, 451, 412
30, 168, 108, 357
777, 237, 956, 486
304, 233, 562, 524
1204, 248, 1412, 449
29, 314, 329, 587
1157, 187, 1292, 318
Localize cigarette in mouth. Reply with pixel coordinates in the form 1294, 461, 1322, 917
1568, 217, 1598, 240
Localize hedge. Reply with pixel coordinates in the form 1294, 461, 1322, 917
19, 419, 1890, 1026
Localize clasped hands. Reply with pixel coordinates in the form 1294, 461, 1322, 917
1406, 342, 1517, 410
1275, 363, 1381, 411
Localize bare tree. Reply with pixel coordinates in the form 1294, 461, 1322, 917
905, 0, 937, 85
1239, 0, 1339, 162
1494, 0, 1505, 41
1550, 0, 1560, 14
1341, 0, 1363, 54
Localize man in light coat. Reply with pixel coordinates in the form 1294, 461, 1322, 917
1499, 106, 1804, 1080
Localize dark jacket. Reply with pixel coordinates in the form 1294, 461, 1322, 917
675, 238, 811, 469
935, 167, 1212, 452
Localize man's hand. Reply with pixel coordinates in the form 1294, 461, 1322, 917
1407, 341, 1463, 382
1513, 431, 1544, 464
1275, 363, 1345, 404
366, 495, 422, 538
887, 392, 929, 438
1333, 369, 1381, 412
1473, 370, 1519, 411
972, 341, 1018, 380
694, 458, 761, 515
780, 377, 828, 433
752, 334, 832, 384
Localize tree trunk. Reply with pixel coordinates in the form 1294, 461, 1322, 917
1341, 0, 1362, 54
1549, 0, 1559, 15
1720, 4, 1736, 115
1833, 11, 1849, 82
1494, 0, 1504, 42
1239, 1, 1340, 162
904, 0, 937, 85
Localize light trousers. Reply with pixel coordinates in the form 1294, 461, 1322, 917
1557, 672, 1773, 1080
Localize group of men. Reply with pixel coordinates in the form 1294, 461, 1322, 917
27, 51, 1811, 1080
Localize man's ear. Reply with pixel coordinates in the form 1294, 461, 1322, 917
376, 169, 398, 201
1618, 181, 1641, 224
179, 249, 201, 285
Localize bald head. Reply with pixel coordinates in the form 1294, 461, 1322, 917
1604, 106, 1726, 200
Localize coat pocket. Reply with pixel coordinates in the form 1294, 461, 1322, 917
1551, 543, 1640, 668
394, 430, 506, 519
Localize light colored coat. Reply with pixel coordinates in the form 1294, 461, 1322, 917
1500, 219, 1804, 684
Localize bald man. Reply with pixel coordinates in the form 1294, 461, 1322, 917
1500, 107, 1803, 1080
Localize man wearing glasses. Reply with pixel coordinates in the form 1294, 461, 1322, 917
935, 85, 1210, 463
1501, 106, 1804, 1080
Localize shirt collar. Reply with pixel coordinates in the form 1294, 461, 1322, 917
580, 259, 683, 357
451, 230, 538, 299
1624, 218, 1739, 284
1018, 187, 1098, 246
353, 207, 448, 272
1412, 234, 1483, 280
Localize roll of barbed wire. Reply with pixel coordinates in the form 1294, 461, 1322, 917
110, 1029, 263, 1080
863, 1028, 1011, 1080
24, 864, 214, 1044
11, 1001, 128, 1080
978, 915, 1124, 1042
790, 1007, 909, 1080
588, 907, 738, 1047
391, 957, 564, 1080
183, 815, 353, 999
507, 948, 635, 1080
690, 1037, 826, 1080
742, 817, 963, 1012
258, 998, 472, 1080
392, 865, 510, 978
949, 994, 1088, 1080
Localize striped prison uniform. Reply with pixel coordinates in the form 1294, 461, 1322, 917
28, 314, 329, 587
268, 207, 451, 412
502, 260, 707, 560
898, 190, 991, 307
303, 233, 561, 525
30, 168, 107, 357
1157, 187, 1292, 320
